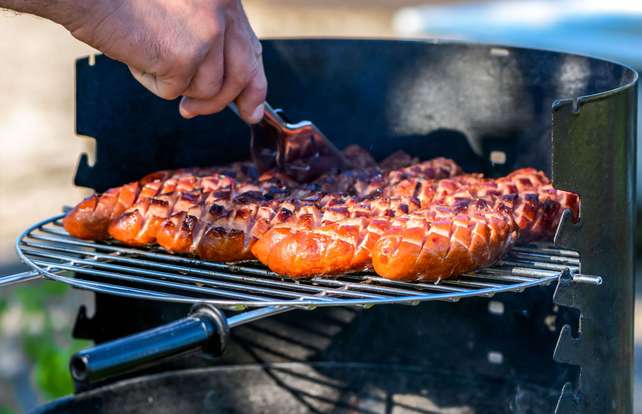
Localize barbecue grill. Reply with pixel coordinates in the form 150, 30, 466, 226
0, 39, 636, 413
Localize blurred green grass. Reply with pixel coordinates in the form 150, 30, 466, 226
1, 279, 90, 410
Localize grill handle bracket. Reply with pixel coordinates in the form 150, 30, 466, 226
69, 303, 229, 388
553, 270, 607, 413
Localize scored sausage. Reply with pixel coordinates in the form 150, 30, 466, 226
253, 169, 579, 280
63, 148, 578, 281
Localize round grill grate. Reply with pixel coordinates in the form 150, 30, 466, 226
16, 214, 578, 309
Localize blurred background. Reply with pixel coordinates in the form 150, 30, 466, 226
0, 0, 641, 412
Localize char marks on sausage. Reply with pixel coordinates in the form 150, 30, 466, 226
63, 146, 579, 281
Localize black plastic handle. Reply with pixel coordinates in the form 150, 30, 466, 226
69, 304, 228, 386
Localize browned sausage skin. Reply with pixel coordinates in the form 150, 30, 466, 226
63, 148, 579, 281
253, 169, 579, 280
64, 154, 461, 253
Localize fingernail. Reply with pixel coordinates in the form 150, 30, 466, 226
250, 105, 264, 124
179, 97, 195, 119
181, 109, 195, 119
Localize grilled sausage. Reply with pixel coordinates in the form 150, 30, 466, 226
63, 150, 458, 242
253, 169, 579, 279
63, 148, 578, 281
65, 154, 462, 261
371, 200, 518, 281
109, 158, 461, 262
63, 164, 293, 242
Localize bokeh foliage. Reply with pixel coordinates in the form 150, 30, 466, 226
1, 279, 90, 410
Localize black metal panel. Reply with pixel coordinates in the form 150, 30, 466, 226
74, 59, 247, 193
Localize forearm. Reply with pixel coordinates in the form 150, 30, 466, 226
0, 0, 95, 27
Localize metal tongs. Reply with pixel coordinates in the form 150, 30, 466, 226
229, 102, 352, 182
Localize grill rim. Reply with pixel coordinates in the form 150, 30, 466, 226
17, 214, 571, 309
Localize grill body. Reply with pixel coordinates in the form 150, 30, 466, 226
35, 363, 561, 414
44, 39, 636, 413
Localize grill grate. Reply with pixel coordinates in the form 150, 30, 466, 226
16, 214, 579, 309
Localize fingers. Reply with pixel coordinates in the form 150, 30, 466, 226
179, 50, 225, 102
125, 0, 267, 123
128, 21, 211, 101
128, 3, 224, 102
177, 42, 226, 119
130, 65, 200, 101
232, 9, 267, 123
180, 4, 267, 123
179, 42, 265, 121
234, 60, 267, 123
180, 20, 226, 101
179, 52, 266, 123
128, 44, 204, 101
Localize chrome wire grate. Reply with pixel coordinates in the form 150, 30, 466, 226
16, 214, 579, 309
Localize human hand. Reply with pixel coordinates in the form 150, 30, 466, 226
60, 0, 267, 123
